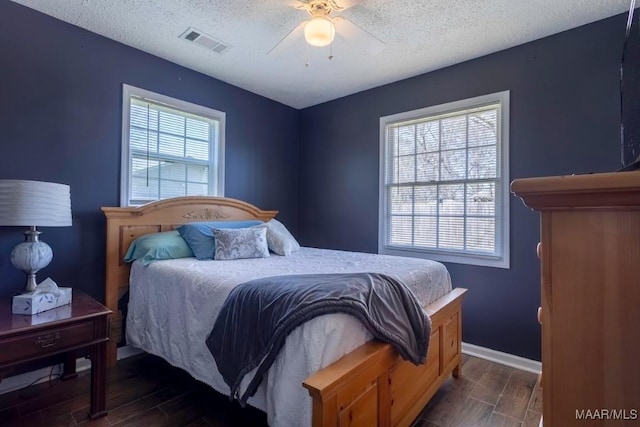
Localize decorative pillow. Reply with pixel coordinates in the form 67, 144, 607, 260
124, 230, 194, 266
177, 220, 263, 260
212, 226, 270, 260
259, 219, 301, 256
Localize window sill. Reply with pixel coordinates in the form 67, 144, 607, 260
379, 246, 510, 269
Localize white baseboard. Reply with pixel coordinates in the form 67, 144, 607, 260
0, 345, 145, 396
462, 342, 541, 374
1, 343, 538, 396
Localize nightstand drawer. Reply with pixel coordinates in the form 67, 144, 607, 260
0, 320, 97, 365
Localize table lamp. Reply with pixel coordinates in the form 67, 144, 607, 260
0, 180, 72, 293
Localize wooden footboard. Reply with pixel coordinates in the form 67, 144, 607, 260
303, 287, 466, 427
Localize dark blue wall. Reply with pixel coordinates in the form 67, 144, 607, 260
0, 1, 300, 300
1, 1, 635, 362
298, 15, 628, 360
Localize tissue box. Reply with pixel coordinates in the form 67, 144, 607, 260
12, 288, 73, 315
11, 304, 73, 326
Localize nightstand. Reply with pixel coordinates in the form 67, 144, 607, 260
0, 289, 111, 420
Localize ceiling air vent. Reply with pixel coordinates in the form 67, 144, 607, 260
180, 28, 231, 54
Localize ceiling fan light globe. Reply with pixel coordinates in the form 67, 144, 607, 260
304, 17, 335, 47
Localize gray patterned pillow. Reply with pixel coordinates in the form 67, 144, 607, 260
212, 227, 270, 260
260, 219, 301, 256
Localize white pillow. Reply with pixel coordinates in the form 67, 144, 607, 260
261, 219, 300, 256
212, 227, 270, 260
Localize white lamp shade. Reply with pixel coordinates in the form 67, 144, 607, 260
0, 180, 72, 227
304, 17, 335, 47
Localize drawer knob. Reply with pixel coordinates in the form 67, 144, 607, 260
35, 332, 61, 349
536, 242, 542, 259
537, 307, 542, 324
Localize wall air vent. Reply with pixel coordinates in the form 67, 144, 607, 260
179, 28, 231, 54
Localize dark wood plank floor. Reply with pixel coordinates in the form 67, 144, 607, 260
412, 355, 542, 427
0, 353, 541, 427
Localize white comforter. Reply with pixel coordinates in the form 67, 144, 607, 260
126, 247, 451, 427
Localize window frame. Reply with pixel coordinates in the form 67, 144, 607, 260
120, 84, 225, 206
378, 91, 510, 269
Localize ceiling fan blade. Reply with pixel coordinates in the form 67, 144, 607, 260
336, 0, 365, 11
333, 16, 385, 55
267, 21, 306, 56
293, 0, 308, 10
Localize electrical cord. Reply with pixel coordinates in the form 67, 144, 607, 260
17, 363, 63, 399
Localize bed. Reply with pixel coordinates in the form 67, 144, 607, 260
102, 196, 466, 427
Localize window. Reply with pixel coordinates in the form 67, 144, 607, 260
379, 91, 510, 268
121, 84, 225, 206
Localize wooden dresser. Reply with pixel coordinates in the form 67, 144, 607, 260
511, 171, 640, 426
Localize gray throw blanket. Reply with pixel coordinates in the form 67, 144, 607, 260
206, 272, 431, 405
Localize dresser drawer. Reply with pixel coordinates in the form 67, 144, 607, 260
0, 320, 97, 365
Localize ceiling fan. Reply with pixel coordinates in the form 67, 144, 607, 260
268, 0, 384, 56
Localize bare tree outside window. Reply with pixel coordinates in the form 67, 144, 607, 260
379, 91, 510, 268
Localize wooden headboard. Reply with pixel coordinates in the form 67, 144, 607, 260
101, 196, 278, 366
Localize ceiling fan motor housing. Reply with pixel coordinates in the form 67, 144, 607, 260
304, 0, 338, 47
306, 0, 342, 18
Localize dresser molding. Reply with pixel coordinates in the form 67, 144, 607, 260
511, 171, 640, 209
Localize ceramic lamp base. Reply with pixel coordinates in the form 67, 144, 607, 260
10, 227, 52, 293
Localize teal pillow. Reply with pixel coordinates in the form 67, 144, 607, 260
124, 230, 194, 266
177, 220, 263, 260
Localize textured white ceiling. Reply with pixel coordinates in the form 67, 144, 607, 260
11, 0, 636, 109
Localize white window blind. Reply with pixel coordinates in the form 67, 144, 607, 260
379, 91, 510, 268
121, 85, 225, 206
